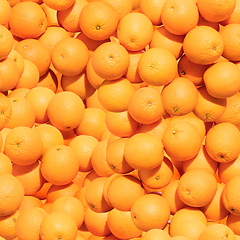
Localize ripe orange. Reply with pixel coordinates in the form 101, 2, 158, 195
128, 86, 166, 124
0, 173, 24, 217
41, 145, 79, 186
91, 41, 130, 80
4, 126, 43, 166
138, 47, 177, 86
0, 25, 14, 61
183, 26, 224, 65
0, 0, 11, 26
117, 12, 154, 51
51, 37, 89, 77
205, 122, 240, 163
79, 1, 119, 41
131, 193, 171, 231
177, 168, 218, 208
124, 132, 164, 171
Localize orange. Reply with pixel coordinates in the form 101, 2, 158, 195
25, 87, 55, 124
0, 210, 20, 240
97, 77, 135, 112
0, 152, 12, 175
162, 180, 187, 215
137, 47, 178, 86
105, 174, 145, 211
105, 110, 139, 138
40, 211, 78, 240
219, 23, 240, 61
15, 207, 47, 240
0, 0, 11, 26
84, 207, 111, 237
91, 41, 130, 80
61, 71, 96, 100
222, 174, 240, 216
138, 156, 174, 190
182, 144, 218, 175
198, 223, 236, 240
177, 54, 210, 86
51, 196, 84, 229
215, 91, 240, 128
18, 195, 43, 212
131, 193, 171, 231
128, 86, 166, 124
124, 132, 164, 171
57, 0, 88, 33
161, 77, 198, 116
102, 0, 133, 20
4, 126, 43, 166
197, 0, 236, 23
42, 0, 75, 11
14, 59, 39, 90
8, 49, 25, 78
220, 0, 240, 25
227, 213, 240, 235
177, 168, 218, 208
201, 182, 230, 222
68, 135, 99, 172
106, 137, 134, 174
0, 93, 12, 131
161, 0, 199, 35
34, 123, 64, 156
91, 140, 116, 177
74, 108, 107, 141
138, 117, 170, 141
203, 61, 240, 99
141, 228, 171, 240
107, 208, 143, 239
150, 26, 184, 60
38, 26, 71, 54
12, 161, 45, 196
41, 145, 79, 186
0, 173, 24, 216
85, 176, 113, 213
37, 68, 58, 93
47, 91, 85, 131
140, 0, 166, 26
117, 12, 153, 51
0, 25, 14, 61
9, 2, 47, 39
193, 85, 227, 122
79, 1, 119, 41
169, 206, 207, 236
123, 50, 144, 83
205, 122, 240, 163
14, 38, 51, 77
0, 128, 11, 153
218, 154, 240, 184
51, 37, 89, 77
183, 26, 224, 65
46, 182, 79, 203
162, 120, 202, 161
0, 57, 20, 92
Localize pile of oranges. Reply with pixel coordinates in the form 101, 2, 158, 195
1, 0, 240, 239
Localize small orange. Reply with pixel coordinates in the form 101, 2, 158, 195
177, 168, 218, 208
41, 145, 79, 186
205, 122, 240, 163
131, 193, 171, 231
128, 86, 166, 124
117, 12, 154, 51
0, 25, 14, 61
161, 0, 199, 35
51, 37, 89, 77
138, 47, 178, 86
79, 1, 119, 41
0, 173, 24, 217
91, 41, 130, 80
4, 126, 43, 166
